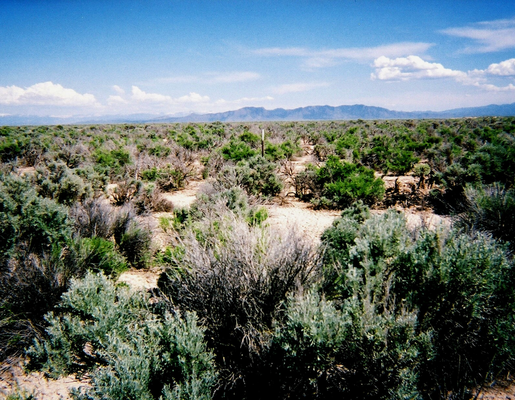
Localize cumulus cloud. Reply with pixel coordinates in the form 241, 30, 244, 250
254, 42, 434, 68
131, 86, 172, 103
484, 58, 515, 76
105, 86, 213, 113
371, 56, 466, 81
272, 82, 330, 95
371, 55, 515, 92
0, 82, 98, 106
440, 17, 515, 53
474, 83, 515, 92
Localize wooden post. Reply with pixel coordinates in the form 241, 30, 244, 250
261, 129, 265, 157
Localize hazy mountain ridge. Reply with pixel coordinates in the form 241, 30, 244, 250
2, 103, 515, 126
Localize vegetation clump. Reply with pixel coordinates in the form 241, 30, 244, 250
296, 155, 384, 209
29, 272, 217, 400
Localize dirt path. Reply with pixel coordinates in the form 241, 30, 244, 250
119, 176, 451, 291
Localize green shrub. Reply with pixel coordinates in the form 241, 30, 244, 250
398, 229, 515, 398
307, 156, 384, 209
141, 166, 189, 192
264, 142, 285, 161
413, 163, 431, 188
93, 148, 131, 176
67, 236, 127, 276
320, 207, 515, 399
270, 290, 423, 399
229, 155, 283, 197
155, 167, 188, 191
0, 175, 72, 257
28, 272, 217, 400
239, 130, 260, 145
140, 166, 160, 181
221, 140, 257, 161
386, 149, 419, 175
0, 138, 23, 162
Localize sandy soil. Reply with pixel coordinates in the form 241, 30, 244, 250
0, 358, 90, 399
117, 268, 161, 290
160, 180, 205, 209
266, 198, 341, 243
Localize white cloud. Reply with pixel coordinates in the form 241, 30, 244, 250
253, 47, 309, 57
253, 42, 434, 68
112, 85, 125, 95
215, 96, 274, 106
272, 82, 330, 95
142, 71, 261, 86
0, 86, 25, 104
485, 58, 515, 76
104, 86, 217, 114
131, 86, 172, 103
474, 83, 515, 92
371, 56, 466, 81
0, 82, 98, 106
319, 43, 434, 61
371, 55, 515, 93
441, 17, 515, 53
177, 92, 210, 103
208, 71, 261, 83
107, 95, 128, 105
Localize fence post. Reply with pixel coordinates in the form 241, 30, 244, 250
261, 128, 265, 157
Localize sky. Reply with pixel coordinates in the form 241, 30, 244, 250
1, 0, 515, 118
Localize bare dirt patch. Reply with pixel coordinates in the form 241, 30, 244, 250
475, 379, 515, 400
16, 166, 36, 176
265, 198, 341, 244
160, 180, 204, 209
0, 357, 90, 400
117, 268, 162, 290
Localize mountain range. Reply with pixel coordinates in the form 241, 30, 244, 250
2, 102, 515, 126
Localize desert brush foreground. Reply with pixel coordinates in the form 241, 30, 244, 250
1, 118, 515, 399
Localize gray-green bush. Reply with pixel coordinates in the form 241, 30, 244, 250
158, 214, 319, 398
319, 204, 515, 399
29, 272, 217, 400
455, 183, 515, 250
216, 155, 283, 198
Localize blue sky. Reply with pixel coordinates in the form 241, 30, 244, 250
1, 0, 515, 117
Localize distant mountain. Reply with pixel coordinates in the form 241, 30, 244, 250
153, 103, 515, 122
2, 103, 515, 126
